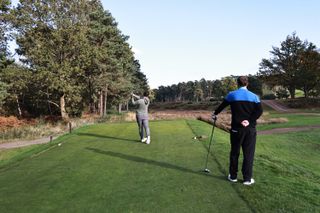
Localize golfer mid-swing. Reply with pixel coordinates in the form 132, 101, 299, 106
212, 76, 263, 185
132, 92, 151, 144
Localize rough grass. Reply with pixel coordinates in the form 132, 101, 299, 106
0, 113, 133, 143
0, 144, 43, 168
150, 101, 219, 111
280, 98, 320, 109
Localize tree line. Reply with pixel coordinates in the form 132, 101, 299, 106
153, 76, 262, 102
0, 0, 148, 119
154, 33, 320, 102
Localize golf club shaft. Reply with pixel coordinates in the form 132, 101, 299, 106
204, 119, 216, 169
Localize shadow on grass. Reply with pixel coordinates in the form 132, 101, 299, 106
76, 133, 139, 143
85, 147, 226, 180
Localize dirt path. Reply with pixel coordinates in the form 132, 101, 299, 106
262, 100, 293, 112
0, 136, 59, 150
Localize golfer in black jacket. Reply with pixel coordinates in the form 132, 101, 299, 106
212, 76, 263, 185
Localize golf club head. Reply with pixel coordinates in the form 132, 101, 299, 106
203, 168, 210, 173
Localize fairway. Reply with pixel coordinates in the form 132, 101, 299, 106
0, 120, 251, 213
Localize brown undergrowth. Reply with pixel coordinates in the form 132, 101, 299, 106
0, 110, 287, 142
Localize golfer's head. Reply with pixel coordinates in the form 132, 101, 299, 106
237, 76, 248, 88
143, 91, 149, 97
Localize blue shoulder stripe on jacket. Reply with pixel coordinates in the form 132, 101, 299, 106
225, 88, 260, 103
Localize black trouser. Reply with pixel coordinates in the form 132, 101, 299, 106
229, 128, 256, 181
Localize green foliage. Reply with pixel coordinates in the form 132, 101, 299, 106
220, 76, 237, 96
248, 75, 262, 96
1, 0, 148, 118
276, 88, 290, 99
154, 76, 246, 103
194, 80, 204, 102
0, 81, 8, 106
261, 93, 276, 100
296, 45, 320, 98
259, 32, 320, 98
0, 64, 31, 115
0, 0, 13, 70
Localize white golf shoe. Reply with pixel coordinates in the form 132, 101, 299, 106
243, 178, 255, 186
227, 174, 238, 183
146, 136, 151, 144
141, 138, 147, 143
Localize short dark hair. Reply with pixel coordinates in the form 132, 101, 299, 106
237, 76, 248, 87
143, 91, 149, 97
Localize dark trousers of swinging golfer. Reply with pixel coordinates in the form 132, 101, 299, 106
229, 128, 256, 181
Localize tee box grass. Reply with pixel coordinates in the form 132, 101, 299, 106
0, 120, 319, 212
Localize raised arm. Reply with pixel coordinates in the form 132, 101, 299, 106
131, 93, 140, 105
132, 93, 140, 99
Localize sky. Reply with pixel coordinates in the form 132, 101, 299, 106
10, 0, 320, 88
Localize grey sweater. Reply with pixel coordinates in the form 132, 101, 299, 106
132, 96, 150, 117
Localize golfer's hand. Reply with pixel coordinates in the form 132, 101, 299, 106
241, 120, 249, 127
211, 113, 217, 121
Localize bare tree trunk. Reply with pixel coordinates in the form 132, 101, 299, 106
47, 89, 52, 115
303, 86, 308, 98
289, 87, 295, 99
16, 95, 22, 117
90, 103, 95, 114
60, 94, 69, 120
99, 91, 103, 117
88, 80, 95, 113
103, 86, 107, 116
126, 101, 129, 111
118, 103, 122, 113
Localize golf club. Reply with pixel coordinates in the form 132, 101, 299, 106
203, 119, 216, 173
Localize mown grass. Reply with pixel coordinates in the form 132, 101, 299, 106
187, 120, 320, 213
0, 120, 319, 212
0, 121, 250, 213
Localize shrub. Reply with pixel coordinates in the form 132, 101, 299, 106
276, 89, 290, 99
262, 94, 276, 100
